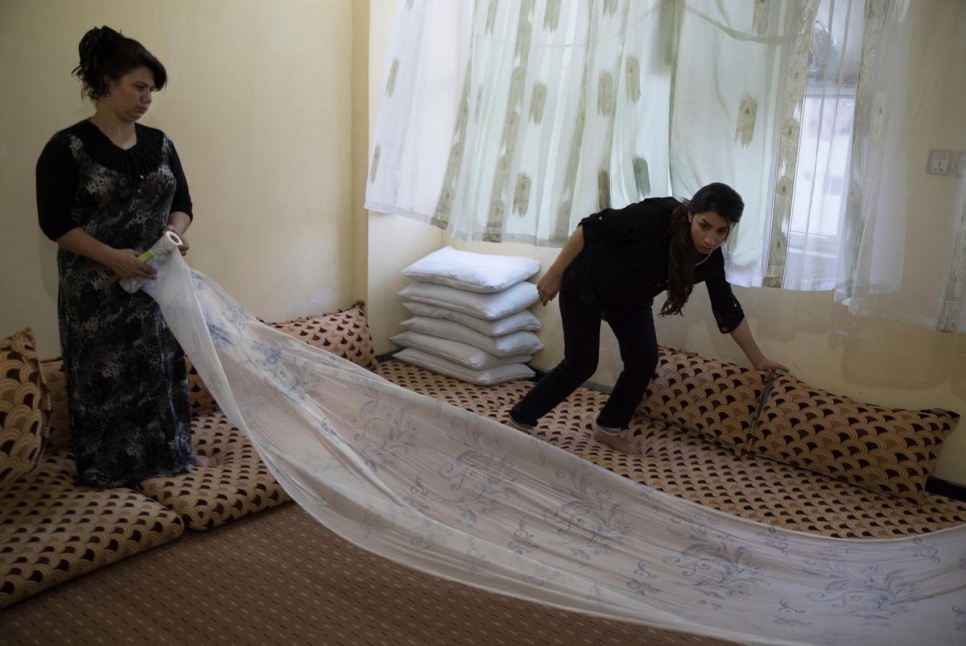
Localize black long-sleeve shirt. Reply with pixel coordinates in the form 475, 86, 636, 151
561, 197, 745, 333
36, 120, 192, 241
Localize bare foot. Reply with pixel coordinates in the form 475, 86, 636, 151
592, 428, 643, 456
194, 454, 217, 467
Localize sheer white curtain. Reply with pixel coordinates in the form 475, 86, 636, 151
833, 0, 966, 332
366, 0, 821, 276
940, 176, 966, 332
766, 0, 865, 291
669, 1, 817, 286
367, 0, 677, 246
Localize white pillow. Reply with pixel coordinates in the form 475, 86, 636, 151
398, 281, 539, 321
402, 301, 542, 336
394, 348, 535, 386
400, 317, 543, 358
390, 331, 532, 369
401, 246, 540, 293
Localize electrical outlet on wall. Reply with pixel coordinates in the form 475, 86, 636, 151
927, 149, 952, 175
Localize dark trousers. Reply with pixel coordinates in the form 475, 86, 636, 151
510, 288, 659, 429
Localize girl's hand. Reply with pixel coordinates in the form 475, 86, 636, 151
537, 271, 562, 305
753, 357, 788, 374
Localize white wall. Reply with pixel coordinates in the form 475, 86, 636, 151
0, 0, 362, 359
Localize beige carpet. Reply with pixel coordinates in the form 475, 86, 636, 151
0, 502, 735, 646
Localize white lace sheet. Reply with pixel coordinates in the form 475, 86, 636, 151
143, 247, 966, 646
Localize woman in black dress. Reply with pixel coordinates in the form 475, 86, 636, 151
36, 26, 211, 487
508, 183, 786, 455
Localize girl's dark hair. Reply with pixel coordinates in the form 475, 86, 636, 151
72, 26, 167, 100
661, 182, 744, 318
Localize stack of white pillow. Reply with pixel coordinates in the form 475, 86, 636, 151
392, 246, 544, 385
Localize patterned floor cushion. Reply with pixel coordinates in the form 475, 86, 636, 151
0, 452, 185, 609
374, 358, 966, 539
137, 411, 291, 531
264, 301, 380, 370
637, 345, 766, 455
39, 360, 69, 452
0, 328, 51, 486
749, 372, 958, 502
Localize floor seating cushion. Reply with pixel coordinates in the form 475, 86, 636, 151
637, 345, 765, 455
263, 301, 380, 370
0, 328, 50, 485
749, 372, 957, 501
136, 409, 292, 531
0, 452, 185, 608
1, 332, 182, 610
636, 346, 959, 503
1, 303, 384, 608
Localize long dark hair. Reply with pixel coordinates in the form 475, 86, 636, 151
73, 26, 167, 100
660, 182, 744, 317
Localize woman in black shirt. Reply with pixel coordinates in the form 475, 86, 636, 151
36, 26, 209, 487
508, 183, 786, 455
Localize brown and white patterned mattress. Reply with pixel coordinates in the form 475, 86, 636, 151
373, 358, 966, 540
136, 410, 292, 531
0, 453, 185, 609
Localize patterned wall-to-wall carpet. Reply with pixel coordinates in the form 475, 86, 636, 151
0, 501, 734, 646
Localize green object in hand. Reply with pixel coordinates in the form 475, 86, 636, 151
137, 250, 155, 263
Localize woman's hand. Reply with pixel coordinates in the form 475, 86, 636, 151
729, 320, 789, 375
105, 247, 157, 280
537, 270, 562, 305
55, 228, 157, 281
165, 225, 189, 256
165, 211, 191, 256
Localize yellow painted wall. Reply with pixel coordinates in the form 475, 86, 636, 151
1, 0, 362, 359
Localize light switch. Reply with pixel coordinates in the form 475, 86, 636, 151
927, 150, 952, 175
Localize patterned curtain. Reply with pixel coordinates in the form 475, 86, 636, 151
366, 0, 966, 332
762, 0, 864, 291
367, 0, 814, 272
834, 0, 966, 332
367, 0, 678, 247
668, 1, 817, 286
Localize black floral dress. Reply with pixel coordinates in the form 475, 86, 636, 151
36, 120, 195, 488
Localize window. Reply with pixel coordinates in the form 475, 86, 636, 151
783, 0, 866, 290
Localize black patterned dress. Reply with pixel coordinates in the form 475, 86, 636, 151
36, 120, 195, 488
